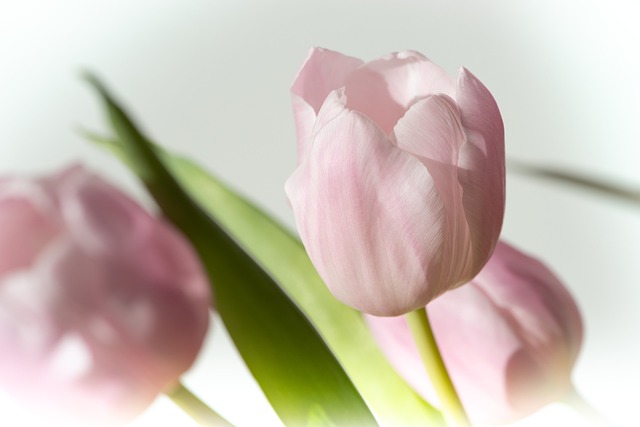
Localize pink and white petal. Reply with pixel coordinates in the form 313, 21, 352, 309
310, 89, 350, 135
473, 241, 583, 384
32, 238, 108, 331
0, 241, 93, 414
59, 170, 151, 255
298, 88, 352, 160
30, 240, 168, 422
344, 51, 455, 135
29, 223, 166, 395
291, 47, 363, 114
392, 94, 465, 166
455, 68, 506, 272
429, 283, 546, 423
286, 107, 447, 316
0, 269, 61, 383
393, 94, 474, 289
291, 48, 362, 162
41, 332, 153, 426
135, 218, 210, 302
0, 182, 60, 276
292, 94, 317, 163
43, 228, 207, 405
118, 221, 210, 368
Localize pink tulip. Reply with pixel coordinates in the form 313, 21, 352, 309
365, 241, 583, 424
285, 48, 505, 316
0, 165, 210, 425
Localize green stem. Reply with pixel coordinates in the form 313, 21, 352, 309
406, 307, 470, 427
563, 385, 616, 427
166, 382, 235, 427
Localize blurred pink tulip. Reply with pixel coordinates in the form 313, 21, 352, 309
365, 241, 583, 424
285, 48, 505, 315
0, 165, 210, 425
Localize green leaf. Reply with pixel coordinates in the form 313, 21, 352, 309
84, 74, 379, 427
84, 138, 444, 425
509, 159, 640, 205
165, 154, 445, 427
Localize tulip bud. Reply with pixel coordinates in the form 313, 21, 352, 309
365, 241, 583, 424
285, 48, 505, 315
0, 165, 210, 425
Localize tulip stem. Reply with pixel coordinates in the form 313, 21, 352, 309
406, 307, 471, 427
166, 382, 235, 427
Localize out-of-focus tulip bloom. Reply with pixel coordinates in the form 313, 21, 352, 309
285, 48, 505, 316
0, 165, 210, 425
365, 241, 583, 424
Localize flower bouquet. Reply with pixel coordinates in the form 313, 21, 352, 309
0, 48, 615, 427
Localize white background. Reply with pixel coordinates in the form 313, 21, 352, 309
1, 1, 639, 426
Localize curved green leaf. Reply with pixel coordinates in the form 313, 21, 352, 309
164, 153, 445, 427
85, 75, 378, 427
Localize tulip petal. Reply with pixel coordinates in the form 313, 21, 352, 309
291, 95, 317, 163
286, 96, 448, 316
0, 181, 60, 276
0, 240, 145, 425
456, 68, 506, 271
293, 88, 346, 164
292, 47, 364, 114
53, 170, 210, 371
291, 48, 364, 162
37, 240, 159, 422
472, 242, 583, 384
59, 168, 151, 254
127, 220, 211, 362
392, 94, 474, 289
344, 51, 455, 134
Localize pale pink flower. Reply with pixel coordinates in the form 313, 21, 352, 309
285, 47, 505, 315
0, 165, 210, 425
366, 241, 583, 424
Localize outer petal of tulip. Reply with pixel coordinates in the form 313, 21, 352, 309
0, 179, 60, 276
456, 68, 506, 272
0, 166, 210, 426
291, 47, 363, 162
392, 94, 474, 290
365, 241, 583, 424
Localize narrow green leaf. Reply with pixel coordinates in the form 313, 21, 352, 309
169, 156, 444, 426
84, 74, 378, 427
509, 159, 640, 205
167, 156, 444, 427
83, 141, 444, 426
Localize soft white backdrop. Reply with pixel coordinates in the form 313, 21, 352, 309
1, 1, 639, 426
